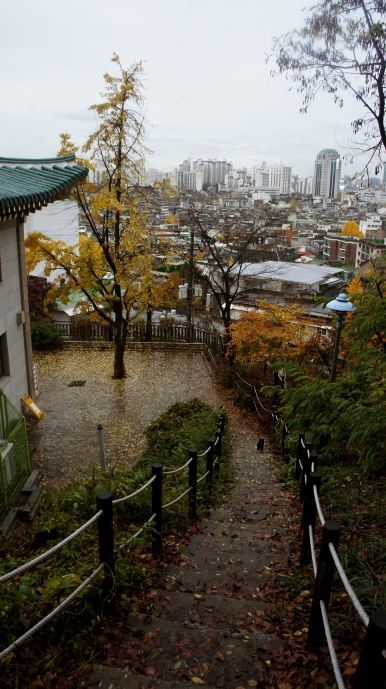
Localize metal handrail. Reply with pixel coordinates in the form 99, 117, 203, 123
328, 543, 370, 628
319, 600, 346, 689
313, 485, 326, 526
164, 456, 193, 476
234, 378, 247, 395
235, 370, 254, 389
252, 397, 263, 419
163, 487, 192, 510
309, 524, 317, 576
0, 563, 105, 660
0, 510, 103, 584
118, 513, 157, 552
253, 387, 274, 413
197, 470, 210, 484
112, 476, 156, 506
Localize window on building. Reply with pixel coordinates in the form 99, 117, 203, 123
0, 333, 10, 378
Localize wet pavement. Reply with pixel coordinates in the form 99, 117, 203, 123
29, 349, 221, 489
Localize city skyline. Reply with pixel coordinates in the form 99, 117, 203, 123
0, 0, 369, 180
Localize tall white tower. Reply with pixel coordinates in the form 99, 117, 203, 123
313, 149, 341, 198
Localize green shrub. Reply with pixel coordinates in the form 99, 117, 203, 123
30, 319, 62, 349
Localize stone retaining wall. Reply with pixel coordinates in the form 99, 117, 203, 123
62, 340, 206, 352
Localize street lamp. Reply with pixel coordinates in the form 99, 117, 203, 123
326, 292, 356, 382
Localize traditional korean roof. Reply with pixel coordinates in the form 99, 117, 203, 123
0, 155, 88, 221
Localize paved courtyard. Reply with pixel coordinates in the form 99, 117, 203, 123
29, 348, 221, 488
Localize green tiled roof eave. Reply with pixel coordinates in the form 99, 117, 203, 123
0, 160, 88, 221
0, 155, 77, 165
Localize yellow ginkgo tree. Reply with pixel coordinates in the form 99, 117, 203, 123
26, 55, 155, 378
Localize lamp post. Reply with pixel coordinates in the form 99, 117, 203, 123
326, 292, 356, 382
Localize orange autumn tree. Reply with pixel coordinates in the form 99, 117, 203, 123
230, 301, 304, 365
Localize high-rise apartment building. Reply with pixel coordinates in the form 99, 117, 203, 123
253, 166, 269, 188
313, 149, 341, 198
267, 165, 292, 195
177, 158, 232, 191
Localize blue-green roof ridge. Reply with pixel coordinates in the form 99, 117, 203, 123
0, 155, 77, 164
0, 156, 88, 221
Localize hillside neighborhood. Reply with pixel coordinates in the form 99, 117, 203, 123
0, 0, 385, 687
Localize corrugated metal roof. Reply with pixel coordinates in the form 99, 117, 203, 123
239, 261, 343, 286
0, 155, 88, 221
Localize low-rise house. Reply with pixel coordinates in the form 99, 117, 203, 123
237, 261, 344, 298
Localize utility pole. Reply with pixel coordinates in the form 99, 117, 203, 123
186, 223, 194, 342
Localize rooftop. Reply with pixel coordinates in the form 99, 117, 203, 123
0, 155, 88, 221
239, 261, 343, 286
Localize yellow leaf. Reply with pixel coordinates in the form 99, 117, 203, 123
191, 678, 205, 684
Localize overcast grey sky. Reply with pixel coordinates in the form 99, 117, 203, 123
0, 0, 364, 177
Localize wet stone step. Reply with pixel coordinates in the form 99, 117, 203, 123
126, 590, 266, 632
96, 619, 282, 689
88, 666, 216, 689
160, 561, 283, 595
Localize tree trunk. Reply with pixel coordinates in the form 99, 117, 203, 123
223, 320, 236, 364
113, 316, 127, 379
145, 308, 152, 342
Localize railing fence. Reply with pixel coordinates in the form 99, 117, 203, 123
230, 366, 386, 689
0, 413, 226, 662
53, 321, 223, 350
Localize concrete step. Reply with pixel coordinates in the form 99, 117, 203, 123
125, 590, 265, 631
89, 666, 218, 689
92, 618, 281, 688
17, 488, 41, 521
21, 469, 42, 495
0, 507, 18, 537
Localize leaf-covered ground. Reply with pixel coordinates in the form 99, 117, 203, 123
29, 349, 221, 488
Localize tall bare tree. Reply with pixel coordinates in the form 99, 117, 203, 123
271, 0, 386, 170
186, 205, 267, 346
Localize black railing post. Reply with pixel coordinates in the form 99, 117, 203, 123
96, 490, 115, 600
295, 433, 305, 480
281, 424, 290, 462
206, 439, 215, 491
188, 449, 198, 520
219, 413, 225, 434
215, 423, 222, 461
300, 473, 321, 566
151, 463, 163, 555
214, 428, 221, 474
353, 610, 386, 689
299, 442, 313, 503
307, 520, 341, 648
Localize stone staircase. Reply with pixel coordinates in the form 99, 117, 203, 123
88, 408, 292, 689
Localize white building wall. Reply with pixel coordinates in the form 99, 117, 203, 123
0, 221, 29, 411
25, 199, 80, 277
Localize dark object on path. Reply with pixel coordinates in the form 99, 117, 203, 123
257, 437, 264, 452
33, 528, 60, 549
68, 380, 86, 387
